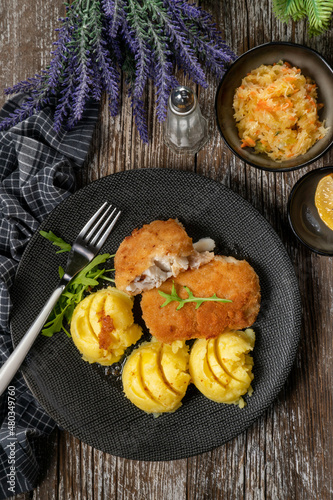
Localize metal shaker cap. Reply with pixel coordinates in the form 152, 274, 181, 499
170, 86, 196, 114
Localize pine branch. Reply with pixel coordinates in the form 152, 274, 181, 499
305, 0, 333, 34
272, 0, 333, 34
273, 0, 307, 20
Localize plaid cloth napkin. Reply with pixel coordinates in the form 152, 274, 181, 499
0, 94, 99, 499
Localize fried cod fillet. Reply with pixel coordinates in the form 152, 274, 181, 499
141, 255, 261, 343
114, 219, 214, 295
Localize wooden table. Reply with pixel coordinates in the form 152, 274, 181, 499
1, 1, 332, 499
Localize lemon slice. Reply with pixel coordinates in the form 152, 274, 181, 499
315, 174, 333, 231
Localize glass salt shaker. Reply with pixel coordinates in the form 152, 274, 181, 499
163, 86, 209, 154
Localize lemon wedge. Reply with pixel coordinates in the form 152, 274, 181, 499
315, 174, 333, 231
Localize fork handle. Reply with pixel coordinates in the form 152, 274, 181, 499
0, 283, 66, 396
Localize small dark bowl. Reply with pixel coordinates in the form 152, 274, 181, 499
288, 166, 333, 255
215, 42, 333, 172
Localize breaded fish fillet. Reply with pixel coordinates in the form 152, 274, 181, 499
141, 255, 261, 344
114, 219, 214, 295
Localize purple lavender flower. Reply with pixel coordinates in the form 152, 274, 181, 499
102, 0, 126, 38
128, 89, 149, 144
0, 0, 236, 142
47, 14, 75, 92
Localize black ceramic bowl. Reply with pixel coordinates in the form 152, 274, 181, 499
288, 166, 333, 255
215, 42, 333, 172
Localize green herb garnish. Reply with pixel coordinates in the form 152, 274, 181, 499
40, 230, 72, 253
40, 231, 115, 337
158, 283, 232, 311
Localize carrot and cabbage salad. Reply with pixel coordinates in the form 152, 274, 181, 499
233, 60, 328, 161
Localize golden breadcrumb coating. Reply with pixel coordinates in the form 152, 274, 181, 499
141, 255, 261, 344
114, 219, 213, 295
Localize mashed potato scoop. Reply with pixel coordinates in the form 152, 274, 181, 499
189, 329, 255, 408
71, 287, 143, 366
122, 339, 190, 414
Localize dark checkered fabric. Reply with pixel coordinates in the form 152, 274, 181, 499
0, 94, 99, 499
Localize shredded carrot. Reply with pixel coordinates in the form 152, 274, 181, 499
281, 99, 293, 110
241, 137, 256, 148
246, 137, 256, 147
306, 84, 317, 90
233, 60, 328, 161
256, 100, 273, 111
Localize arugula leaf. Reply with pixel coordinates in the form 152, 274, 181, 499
42, 306, 70, 337
158, 283, 232, 310
39, 231, 115, 337
40, 230, 72, 253
41, 253, 115, 337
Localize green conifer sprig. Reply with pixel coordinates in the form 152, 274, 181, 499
273, 0, 333, 35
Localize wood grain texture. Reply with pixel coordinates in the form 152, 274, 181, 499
1, 1, 332, 499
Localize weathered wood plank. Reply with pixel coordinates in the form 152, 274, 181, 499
0, 1, 332, 499
116, 459, 187, 500
0, 0, 65, 105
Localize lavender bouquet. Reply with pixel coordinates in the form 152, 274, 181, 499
0, 0, 235, 142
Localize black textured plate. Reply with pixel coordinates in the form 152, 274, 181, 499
10, 168, 302, 461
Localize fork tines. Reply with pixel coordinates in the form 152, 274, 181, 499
80, 202, 121, 249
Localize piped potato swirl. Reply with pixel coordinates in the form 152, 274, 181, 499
122, 339, 190, 414
189, 329, 255, 408
71, 287, 143, 366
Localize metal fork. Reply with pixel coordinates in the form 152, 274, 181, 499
0, 202, 121, 396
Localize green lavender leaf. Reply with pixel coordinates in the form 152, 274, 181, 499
158, 283, 232, 311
